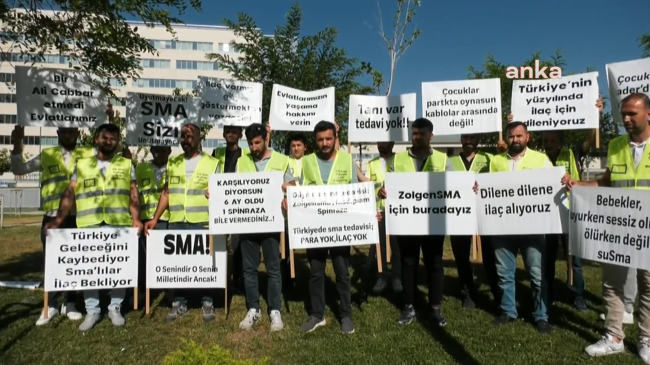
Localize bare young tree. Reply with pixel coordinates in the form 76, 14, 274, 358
368, 0, 422, 96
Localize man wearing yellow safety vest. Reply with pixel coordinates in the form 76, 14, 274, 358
10, 125, 94, 325
44, 123, 142, 332
230, 123, 295, 332
366, 141, 402, 295
135, 146, 172, 299
477, 121, 571, 335
144, 123, 220, 323
212, 125, 249, 293
508, 97, 602, 313
378, 118, 454, 327
449, 133, 500, 311
568, 93, 650, 361
299, 121, 359, 334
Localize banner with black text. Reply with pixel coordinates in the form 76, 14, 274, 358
269, 84, 335, 132
347, 93, 416, 142
197, 77, 263, 127
606, 58, 650, 127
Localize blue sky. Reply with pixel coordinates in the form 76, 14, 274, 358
163, 0, 648, 115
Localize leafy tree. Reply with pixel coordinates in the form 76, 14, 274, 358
205, 3, 375, 153
467, 50, 618, 168
640, 33, 650, 58
0, 0, 203, 95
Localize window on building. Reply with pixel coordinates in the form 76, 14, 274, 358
132, 78, 197, 89
0, 115, 16, 124
218, 42, 239, 53
40, 136, 59, 146
0, 73, 14, 83
150, 40, 213, 52
140, 59, 171, 69
0, 94, 15, 103
175, 60, 219, 71
109, 97, 126, 106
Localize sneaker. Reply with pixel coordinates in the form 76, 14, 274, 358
108, 306, 125, 326
535, 320, 551, 334
573, 297, 588, 312
392, 279, 403, 293
239, 309, 261, 330
398, 304, 415, 325
61, 302, 83, 320
429, 307, 447, 327
341, 317, 354, 334
270, 310, 284, 332
301, 316, 326, 333
462, 295, 476, 309
78, 313, 101, 332
638, 337, 650, 363
202, 302, 216, 323
599, 311, 634, 324
494, 313, 517, 325
166, 301, 188, 322
35, 307, 59, 326
585, 334, 624, 357
372, 277, 387, 294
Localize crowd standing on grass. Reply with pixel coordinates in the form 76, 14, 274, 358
11, 92, 650, 363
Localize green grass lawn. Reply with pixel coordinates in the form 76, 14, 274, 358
0, 226, 644, 364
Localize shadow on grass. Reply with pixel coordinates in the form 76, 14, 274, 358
0, 251, 44, 282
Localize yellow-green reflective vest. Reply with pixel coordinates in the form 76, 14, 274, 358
136, 162, 169, 221
236, 150, 289, 173
553, 148, 580, 180
367, 155, 394, 210
213, 147, 250, 168
302, 151, 353, 185
74, 155, 132, 228
489, 149, 550, 172
40, 146, 94, 212
450, 151, 492, 173
288, 157, 302, 185
608, 135, 650, 190
167, 153, 219, 223
393, 149, 447, 172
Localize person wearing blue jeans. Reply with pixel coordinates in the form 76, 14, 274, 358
544, 233, 586, 311
493, 234, 549, 334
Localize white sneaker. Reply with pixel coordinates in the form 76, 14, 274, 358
108, 306, 125, 326
61, 302, 83, 321
599, 311, 634, 324
35, 307, 59, 326
239, 309, 261, 330
270, 310, 284, 332
639, 337, 650, 364
585, 334, 625, 357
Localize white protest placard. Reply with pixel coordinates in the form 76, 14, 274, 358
511, 72, 600, 131
269, 84, 335, 132
15, 66, 107, 127
606, 58, 650, 126
348, 93, 416, 142
384, 171, 477, 235
197, 77, 263, 127
209, 172, 285, 234
475, 167, 568, 235
421, 79, 501, 135
44, 228, 139, 292
287, 182, 379, 250
569, 187, 650, 269
146, 230, 227, 289
125, 92, 201, 146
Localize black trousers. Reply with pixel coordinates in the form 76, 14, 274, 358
41, 215, 78, 303
398, 235, 445, 307
306, 246, 352, 319
450, 235, 500, 301
281, 220, 292, 285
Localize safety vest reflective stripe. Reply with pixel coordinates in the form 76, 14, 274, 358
489, 149, 550, 172
74, 156, 132, 228
302, 151, 352, 185
608, 135, 650, 190
40, 145, 94, 212
167, 153, 219, 223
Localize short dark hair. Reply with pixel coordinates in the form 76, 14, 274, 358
182, 123, 201, 135
313, 121, 336, 138
245, 123, 267, 141
412, 118, 433, 132
621, 93, 650, 109
542, 130, 565, 143
223, 125, 243, 133
96, 123, 120, 136
505, 121, 527, 134
288, 133, 308, 145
